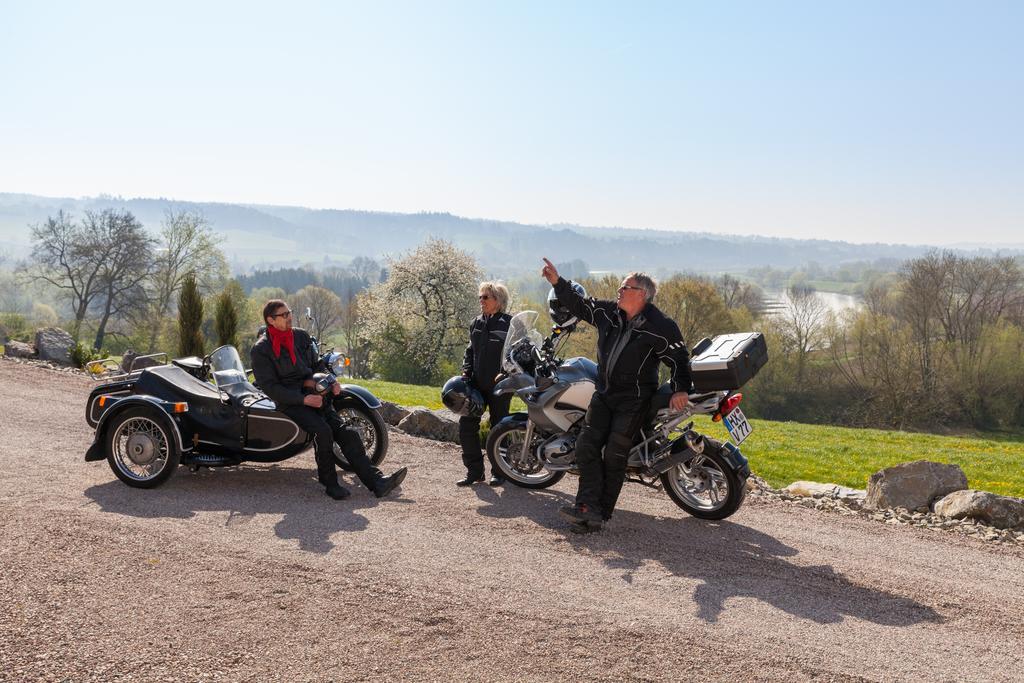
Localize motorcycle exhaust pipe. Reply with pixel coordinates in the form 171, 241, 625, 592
646, 432, 704, 476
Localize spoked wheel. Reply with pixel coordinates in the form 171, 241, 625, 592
660, 444, 746, 520
105, 407, 180, 488
486, 420, 563, 489
333, 405, 389, 470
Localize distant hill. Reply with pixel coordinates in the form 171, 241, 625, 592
2, 192, 1017, 276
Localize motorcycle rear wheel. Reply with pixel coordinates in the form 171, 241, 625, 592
333, 405, 389, 471
486, 420, 564, 489
660, 441, 746, 520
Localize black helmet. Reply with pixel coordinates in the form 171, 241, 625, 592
441, 376, 485, 417
547, 282, 587, 327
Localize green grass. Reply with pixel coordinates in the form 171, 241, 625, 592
344, 377, 528, 415
707, 417, 1024, 498
343, 378, 448, 410
345, 377, 1024, 498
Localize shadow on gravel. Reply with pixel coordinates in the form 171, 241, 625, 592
83, 464, 411, 554
473, 482, 573, 530
473, 485, 942, 628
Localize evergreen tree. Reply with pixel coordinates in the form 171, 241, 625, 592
214, 287, 239, 348
177, 273, 205, 357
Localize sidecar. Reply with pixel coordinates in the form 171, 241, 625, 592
83, 347, 387, 488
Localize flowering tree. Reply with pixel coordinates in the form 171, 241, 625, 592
359, 238, 481, 384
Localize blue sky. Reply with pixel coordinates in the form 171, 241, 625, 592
1, 1, 1021, 245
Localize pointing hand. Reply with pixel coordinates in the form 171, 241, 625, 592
541, 257, 559, 285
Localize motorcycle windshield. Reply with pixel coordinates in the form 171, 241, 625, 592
501, 310, 544, 374
209, 345, 246, 386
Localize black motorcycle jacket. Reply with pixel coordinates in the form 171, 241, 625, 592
552, 277, 692, 397
461, 312, 512, 391
250, 327, 320, 408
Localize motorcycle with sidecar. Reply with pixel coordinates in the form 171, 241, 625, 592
83, 343, 388, 489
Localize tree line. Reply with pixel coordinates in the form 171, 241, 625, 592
8, 209, 1024, 432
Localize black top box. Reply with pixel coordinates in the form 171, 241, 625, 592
689, 332, 768, 392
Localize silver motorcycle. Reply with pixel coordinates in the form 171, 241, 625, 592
485, 311, 752, 520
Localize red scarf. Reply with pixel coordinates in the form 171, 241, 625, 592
267, 326, 297, 363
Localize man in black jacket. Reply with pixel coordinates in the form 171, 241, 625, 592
251, 299, 407, 500
541, 258, 692, 532
457, 282, 513, 486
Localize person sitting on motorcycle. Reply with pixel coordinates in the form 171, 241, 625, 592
455, 282, 513, 487
250, 299, 407, 500
540, 258, 692, 532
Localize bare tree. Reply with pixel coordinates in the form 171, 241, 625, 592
898, 251, 1024, 391
349, 256, 381, 284
783, 284, 830, 383
88, 210, 156, 350
897, 251, 951, 392
340, 292, 371, 378
21, 211, 111, 340
715, 274, 764, 314
827, 308, 921, 427
145, 210, 228, 352
656, 276, 735, 345
292, 285, 344, 343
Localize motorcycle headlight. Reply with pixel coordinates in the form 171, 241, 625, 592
325, 351, 345, 371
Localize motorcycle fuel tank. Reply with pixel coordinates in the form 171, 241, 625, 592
534, 357, 596, 432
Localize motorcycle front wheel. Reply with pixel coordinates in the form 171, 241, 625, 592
333, 405, 389, 471
486, 420, 564, 489
660, 441, 746, 520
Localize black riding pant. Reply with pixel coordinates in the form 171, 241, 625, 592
282, 405, 385, 492
574, 391, 649, 519
458, 390, 513, 478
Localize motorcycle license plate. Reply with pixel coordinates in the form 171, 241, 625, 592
723, 407, 752, 445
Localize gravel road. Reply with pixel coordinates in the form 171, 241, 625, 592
2, 358, 1023, 682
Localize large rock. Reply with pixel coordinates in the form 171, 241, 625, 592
865, 460, 967, 512
398, 408, 459, 443
784, 480, 866, 501
933, 490, 1024, 530
3, 340, 36, 358
34, 327, 74, 365
378, 400, 411, 426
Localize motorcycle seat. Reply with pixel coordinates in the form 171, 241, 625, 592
646, 383, 718, 421
645, 383, 674, 421
133, 364, 223, 407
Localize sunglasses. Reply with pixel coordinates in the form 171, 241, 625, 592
618, 285, 644, 292
272, 309, 292, 318
478, 294, 492, 300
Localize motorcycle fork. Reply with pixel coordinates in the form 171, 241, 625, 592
520, 420, 536, 464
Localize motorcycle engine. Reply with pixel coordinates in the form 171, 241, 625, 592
540, 434, 576, 470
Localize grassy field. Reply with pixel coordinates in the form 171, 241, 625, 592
345, 377, 1024, 498
344, 377, 528, 415
707, 417, 1024, 497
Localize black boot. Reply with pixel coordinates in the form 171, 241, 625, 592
324, 482, 351, 500
456, 471, 485, 487
374, 467, 408, 498
559, 502, 602, 524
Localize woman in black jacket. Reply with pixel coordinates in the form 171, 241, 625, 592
457, 282, 513, 486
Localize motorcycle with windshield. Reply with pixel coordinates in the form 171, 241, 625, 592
485, 311, 760, 520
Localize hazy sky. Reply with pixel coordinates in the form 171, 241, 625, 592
1, 1, 1021, 245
